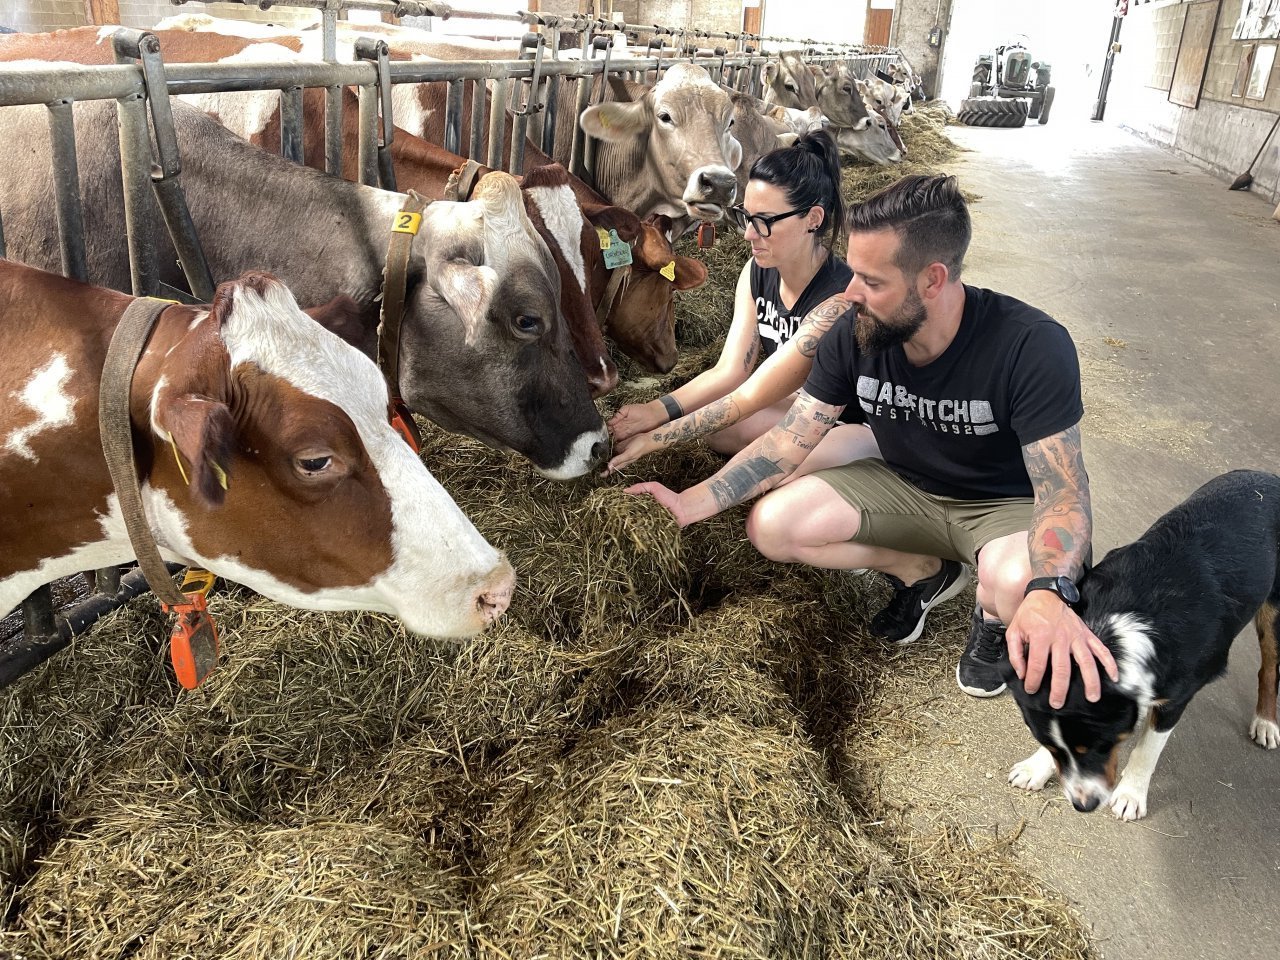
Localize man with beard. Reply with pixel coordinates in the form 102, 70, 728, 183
627, 174, 1117, 710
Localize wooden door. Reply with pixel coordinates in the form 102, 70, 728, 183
83, 0, 120, 25
743, 3, 763, 37
865, 8, 893, 47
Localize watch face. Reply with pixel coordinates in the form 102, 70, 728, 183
1056, 576, 1081, 604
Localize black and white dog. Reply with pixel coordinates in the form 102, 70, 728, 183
1001, 470, 1280, 821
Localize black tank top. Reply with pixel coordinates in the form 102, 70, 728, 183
750, 252, 862, 424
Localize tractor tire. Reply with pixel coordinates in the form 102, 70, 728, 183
1037, 85, 1056, 124
1027, 95, 1042, 120
957, 97, 1029, 128
969, 81, 985, 98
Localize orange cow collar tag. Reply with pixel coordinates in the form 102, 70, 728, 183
165, 569, 219, 690
696, 221, 716, 248
389, 399, 421, 453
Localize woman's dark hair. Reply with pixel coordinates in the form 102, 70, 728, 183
748, 129, 845, 250
845, 174, 971, 279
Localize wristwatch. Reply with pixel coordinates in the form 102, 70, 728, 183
1024, 575, 1080, 606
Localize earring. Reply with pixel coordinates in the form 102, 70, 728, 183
806, 226, 820, 233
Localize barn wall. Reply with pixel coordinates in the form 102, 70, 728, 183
2, 0, 87, 31
892, 0, 953, 98
1110, 0, 1280, 203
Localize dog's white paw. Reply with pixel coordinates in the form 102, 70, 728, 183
1109, 783, 1149, 821
1008, 747, 1056, 792
1249, 716, 1280, 750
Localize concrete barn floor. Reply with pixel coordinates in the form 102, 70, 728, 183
885, 114, 1280, 959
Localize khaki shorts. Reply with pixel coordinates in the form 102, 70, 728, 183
813, 459, 1031, 564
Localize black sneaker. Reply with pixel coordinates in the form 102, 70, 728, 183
869, 559, 970, 645
956, 605, 1008, 698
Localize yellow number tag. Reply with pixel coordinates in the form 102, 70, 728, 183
392, 211, 422, 235
659, 260, 677, 282
596, 227, 612, 249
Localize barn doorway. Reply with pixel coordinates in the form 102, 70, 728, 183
939, 0, 1117, 122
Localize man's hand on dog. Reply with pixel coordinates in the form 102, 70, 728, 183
1007, 592, 1118, 708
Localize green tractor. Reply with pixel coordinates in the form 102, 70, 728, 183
959, 38, 1055, 127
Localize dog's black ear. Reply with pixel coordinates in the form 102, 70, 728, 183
994, 648, 1019, 687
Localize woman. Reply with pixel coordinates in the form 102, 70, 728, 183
606, 129, 879, 478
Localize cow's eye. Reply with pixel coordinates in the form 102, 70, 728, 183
785, 81, 797, 91
842, 84, 852, 94
515, 314, 542, 334
657, 110, 673, 124
727, 117, 735, 128
295, 455, 332, 476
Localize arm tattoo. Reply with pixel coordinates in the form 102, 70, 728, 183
653, 397, 740, 444
708, 456, 784, 509
794, 296, 848, 359
1021, 423, 1093, 579
743, 335, 760, 372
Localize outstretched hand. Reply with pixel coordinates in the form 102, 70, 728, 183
624, 481, 693, 528
608, 403, 666, 445
1006, 591, 1118, 709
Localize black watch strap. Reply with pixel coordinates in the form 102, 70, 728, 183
1024, 575, 1080, 605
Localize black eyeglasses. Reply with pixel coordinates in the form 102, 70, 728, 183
731, 205, 808, 237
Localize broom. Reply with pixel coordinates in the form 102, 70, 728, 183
1229, 114, 1280, 191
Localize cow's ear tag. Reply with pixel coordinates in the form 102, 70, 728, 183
697, 221, 716, 248
602, 230, 633, 269
659, 260, 677, 282
165, 570, 219, 690
596, 226, 612, 249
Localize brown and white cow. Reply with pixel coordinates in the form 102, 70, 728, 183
0, 261, 513, 636
0, 97, 608, 479
0, 24, 303, 62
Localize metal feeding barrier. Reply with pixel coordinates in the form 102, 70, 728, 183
0, 1, 905, 684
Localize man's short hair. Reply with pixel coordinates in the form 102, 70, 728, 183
845, 174, 971, 280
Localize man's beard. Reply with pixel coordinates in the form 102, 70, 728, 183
855, 289, 927, 355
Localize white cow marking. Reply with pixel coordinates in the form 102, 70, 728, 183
527, 183, 587, 293
392, 76, 435, 138
5, 354, 76, 462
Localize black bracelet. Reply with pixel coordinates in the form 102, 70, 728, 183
658, 394, 684, 422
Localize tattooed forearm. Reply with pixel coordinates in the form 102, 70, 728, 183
653, 397, 740, 444
708, 456, 784, 510
743, 336, 760, 372
1022, 424, 1093, 578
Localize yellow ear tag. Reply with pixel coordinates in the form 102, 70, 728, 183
659, 260, 677, 282
596, 227, 612, 249
392, 211, 422, 235
209, 459, 229, 491
168, 434, 190, 486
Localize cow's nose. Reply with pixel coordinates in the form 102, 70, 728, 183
587, 362, 619, 400
590, 437, 611, 465
475, 558, 515, 626
698, 169, 737, 199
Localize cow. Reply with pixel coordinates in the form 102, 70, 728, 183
0, 260, 514, 637
815, 60, 905, 164
0, 97, 608, 479
761, 50, 820, 111
0, 24, 304, 61
858, 75, 911, 126
568, 63, 742, 240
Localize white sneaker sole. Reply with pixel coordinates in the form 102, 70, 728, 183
893, 565, 972, 645
955, 663, 1008, 698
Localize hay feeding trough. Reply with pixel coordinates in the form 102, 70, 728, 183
0, 104, 1094, 958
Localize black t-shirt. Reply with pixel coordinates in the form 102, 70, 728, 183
751, 252, 863, 424
803, 284, 1083, 500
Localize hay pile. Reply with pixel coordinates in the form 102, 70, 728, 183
0, 107, 1094, 959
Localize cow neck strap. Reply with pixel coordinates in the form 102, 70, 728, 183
595, 261, 632, 333
378, 189, 430, 401
443, 159, 483, 202
99, 297, 188, 609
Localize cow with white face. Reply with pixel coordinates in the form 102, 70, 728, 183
577, 63, 742, 239
0, 99, 608, 480
0, 261, 514, 637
